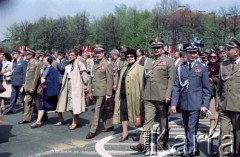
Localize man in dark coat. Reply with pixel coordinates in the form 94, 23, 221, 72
4, 50, 27, 114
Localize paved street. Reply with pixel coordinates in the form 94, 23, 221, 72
1, 102, 220, 157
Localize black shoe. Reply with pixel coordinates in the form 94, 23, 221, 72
18, 120, 31, 124
119, 135, 128, 142
158, 145, 168, 151
102, 126, 114, 132
3, 110, 14, 115
191, 150, 200, 156
86, 132, 96, 139
130, 143, 145, 152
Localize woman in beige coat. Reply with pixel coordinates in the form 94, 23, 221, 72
0, 53, 12, 112
56, 49, 88, 130
113, 49, 144, 142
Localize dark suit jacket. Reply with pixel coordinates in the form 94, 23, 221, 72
11, 58, 27, 86
171, 61, 211, 110
57, 58, 69, 84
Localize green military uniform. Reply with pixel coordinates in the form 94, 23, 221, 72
23, 58, 41, 121
89, 57, 114, 133
217, 38, 240, 156
138, 39, 175, 149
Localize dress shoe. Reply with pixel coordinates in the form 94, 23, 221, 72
55, 121, 66, 126
130, 143, 145, 152
31, 122, 42, 128
86, 132, 96, 139
119, 135, 128, 142
102, 126, 114, 132
191, 150, 200, 156
69, 124, 79, 130
3, 110, 14, 115
18, 120, 31, 124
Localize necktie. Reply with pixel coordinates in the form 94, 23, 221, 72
189, 63, 192, 71
71, 63, 74, 72
232, 62, 236, 71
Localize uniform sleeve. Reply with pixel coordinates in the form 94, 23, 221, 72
22, 60, 28, 85
78, 61, 89, 86
165, 59, 176, 99
106, 63, 113, 96
30, 63, 41, 91
216, 66, 223, 109
201, 66, 211, 108
171, 67, 180, 106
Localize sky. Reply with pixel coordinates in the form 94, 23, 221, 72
0, 0, 239, 41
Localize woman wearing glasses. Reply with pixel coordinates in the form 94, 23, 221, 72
113, 49, 144, 142
207, 51, 220, 137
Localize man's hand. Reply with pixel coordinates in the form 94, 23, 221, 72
165, 97, 171, 104
113, 85, 117, 91
171, 106, 177, 113
106, 95, 111, 101
41, 77, 45, 84
89, 93, 93, 100
29, 89, 34, 93
200, 107, 208, 113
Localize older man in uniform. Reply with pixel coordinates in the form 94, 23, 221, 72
4, 50, 27, 114
171, 43, 211, 157
130, 39, 175, 152
18, 50, 41, 124
217, 38, 240, 156
86, 44, 114, 139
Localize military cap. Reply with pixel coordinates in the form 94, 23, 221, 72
35, 50, 44, 56
150, 38, 164, 48
183, 42, 198, 52
110, 49, 119, 56
226, 37, 240, 49
12, 50, 21, 54
58, 50, 65, 56
26, 50, 35, 55
217, 46, 226, 53
94, 44, 104, 52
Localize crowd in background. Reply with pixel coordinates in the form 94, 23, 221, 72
0, 37, 239, 157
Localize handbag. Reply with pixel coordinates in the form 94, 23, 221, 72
37, 83, 44, 96
0, 82, 6, 93
4, 75, 11, 82
134, 114, 143, 128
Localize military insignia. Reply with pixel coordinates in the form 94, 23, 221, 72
194, 68, 202, 73
159, 60, 167, 65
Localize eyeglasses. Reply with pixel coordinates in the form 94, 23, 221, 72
126, 55, 134, 59
210, 56, 217, 59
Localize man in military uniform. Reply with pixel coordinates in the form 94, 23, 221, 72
110, 49, 121, 91
86, 44, 114, 139
171, 43, 210, 156
4, 50, 27, 114
217, 38, 240, 156
130, 39, 175, 152
18, 50, 41, 124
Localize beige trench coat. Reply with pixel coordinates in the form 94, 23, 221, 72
113, 62, 144, 124
56, 60, 88, 115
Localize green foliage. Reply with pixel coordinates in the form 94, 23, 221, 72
2, 1, 240, 52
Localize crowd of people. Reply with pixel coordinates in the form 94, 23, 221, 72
0, 37, 240, 157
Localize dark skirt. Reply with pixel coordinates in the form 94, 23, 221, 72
120, 96, 128, 121
38, 95, 58, 111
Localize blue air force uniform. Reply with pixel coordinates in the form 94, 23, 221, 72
171, 45, 211, 156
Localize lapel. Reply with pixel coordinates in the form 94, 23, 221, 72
231, 61, 240, 74
94, 58, 105, 71
152, 57, 163, 69
181, 63, 189, 75
128, 62, 137, 73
